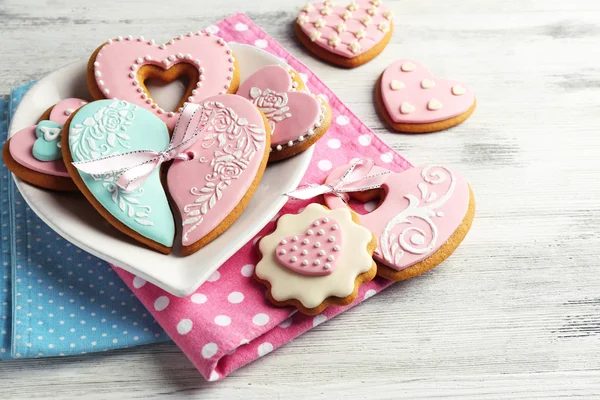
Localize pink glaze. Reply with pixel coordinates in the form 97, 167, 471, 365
324, 164, 470, 271
166, 94, 268, 247
9, 97, 87, 177
237, 65, 321, 147
275, 216, 343, 276
380, 59, 475, 124
297, 0, 392, 59
93, 33, 235, 130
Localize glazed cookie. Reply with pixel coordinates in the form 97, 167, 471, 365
255, 204, 377, 315
87, 32, 240, 130
3, 98, 87, 191
323, 163, 475, 281
237, 65, 331, 161
295, 0, 394, 68
377, 60, 476, 133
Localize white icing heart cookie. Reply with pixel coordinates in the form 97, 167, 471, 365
295, 0, 394, 68
377, 59, 476, 133
255, 204, 377, 315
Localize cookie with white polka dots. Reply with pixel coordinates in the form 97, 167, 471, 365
295, 0, 394, 68
255, 204, 377, 315
237, 65, 332, 162
87, 32, 240, 131
377, 59, 476, 133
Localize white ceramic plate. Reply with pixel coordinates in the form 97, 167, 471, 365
8, 43, 313, 297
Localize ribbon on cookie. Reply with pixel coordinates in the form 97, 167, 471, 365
285, 158, 390, 201
72, 103, 205, 191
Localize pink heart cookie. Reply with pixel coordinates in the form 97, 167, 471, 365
88, 32, 238, 130
378, 60, 476, 133
295, 0, 394, 67
324, 164, 475, 281
275, 216, 343, 276
237, 65, 330, 160
166, 94, 270, 255
3, 98, 88, 192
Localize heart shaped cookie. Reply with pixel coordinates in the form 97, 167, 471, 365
87, 32, 239, 130
255, 204, 377, 315
377, 59, 476, 133
237, 65, 331, 161
63, 99, 175, 254
324, 164, 475, 281
2, 98, 87, 191
275, 216, 343, 276
295, 0, 394, 68
166, 94, 270, 255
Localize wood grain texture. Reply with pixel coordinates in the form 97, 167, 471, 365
1, 0, 600, 398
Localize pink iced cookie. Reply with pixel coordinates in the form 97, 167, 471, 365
295, 0, 394, 67
378, 59, 476, 133
324, 164, 476, 281
237, 65, 330, 160
166, 94, 270, 255
88, 32, 239, 130
3, 98, 88, 192
255, 204, 377, 315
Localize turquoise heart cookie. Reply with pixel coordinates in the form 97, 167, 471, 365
32, 120, 63, 161
68, 100, 175, 249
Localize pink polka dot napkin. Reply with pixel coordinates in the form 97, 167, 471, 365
114, 13, 412, 381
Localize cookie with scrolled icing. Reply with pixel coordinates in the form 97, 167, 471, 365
295, 0, 394, 68
323, 164, 475, 281
87, 32, 240, 131
2, 98, 88, 191
377, 59, 476, 133
255, 203, 378, 315
237, 65, 332, 161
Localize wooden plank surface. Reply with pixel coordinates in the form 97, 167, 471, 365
1, 0, 600, 398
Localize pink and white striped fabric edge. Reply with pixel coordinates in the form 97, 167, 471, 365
114, 13, 412, 381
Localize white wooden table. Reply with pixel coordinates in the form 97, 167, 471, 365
1, 0, 600, 398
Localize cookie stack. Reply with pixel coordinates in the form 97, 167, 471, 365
2, 31, 333, 256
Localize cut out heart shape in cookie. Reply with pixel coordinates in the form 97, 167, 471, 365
324, 163, 476, 281
295, 0, 394, 67
378, 59, 476, 133
275, 216, 343, 276
2, 98, 87, 192
63, 99, 175, 254
167, 94, 270, 256
88, 32, 239, 130
237, 65, 331, 161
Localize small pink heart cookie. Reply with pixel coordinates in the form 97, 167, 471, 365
324, 164, 476, 281
255, 204, 377, 315
377, 60, 476, 133
295, 0, 394, 68
237, 65, 331, 161
2, 98, 87, 192
88, 32, 239, 130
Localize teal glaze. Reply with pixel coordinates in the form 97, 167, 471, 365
68, 100, 174, 247
32, 120, 62, 161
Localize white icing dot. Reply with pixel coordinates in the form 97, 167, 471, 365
313, 221, 320, 227
314, 242, 321, 248
191, 293, 207, 304
327, 255, 334, 261
313, 260, 321, 266
332, 224, 338, 230
132, 276, 146, 289
241, 264, 254, 277
380, 152, 393, 163
318, 160, 332, 171
401, 61, 416, 72
301, 250, 308, 256
214, 315, 231, 326
235, 23, 248, 31
302, 239, 310, 245
336, 115, 349, 126
279, 249, 287, 255
437, 211, 445, 217
153, 296, 169, 311
252, 313, 270, 326
328, 236, 335, 242
318, 250, 326, 256
202, 342, 218, 358
327, 138, 341, 149
302, 260, 308, 266
257, 342, 273, 357
333, 245, 340, 251
292, 236, 299, 242
280, 239, 287, 245
228, 292, 244, 304
324, 263, 331, 269
317, 229, 325, 236
290, 256, 298, 262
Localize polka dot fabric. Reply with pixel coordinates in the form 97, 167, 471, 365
115, 13, 413, 381
0, 86, 168, 360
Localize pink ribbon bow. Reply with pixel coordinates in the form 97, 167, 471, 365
72, 103, 205, 191
285, 158, 391, 201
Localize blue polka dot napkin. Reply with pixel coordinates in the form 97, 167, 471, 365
0, 84, 169, 359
